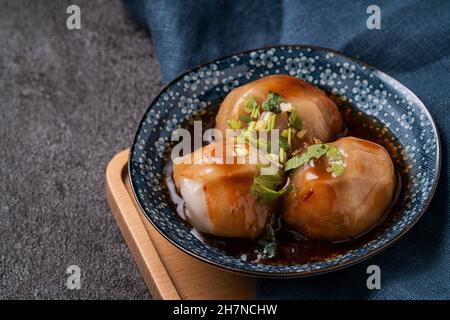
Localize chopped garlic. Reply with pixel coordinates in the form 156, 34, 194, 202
280, 102, 293, 112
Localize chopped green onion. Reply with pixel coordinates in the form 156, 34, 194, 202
244, 96, 260, 119
250, 105, 260, 119
261, 224, 277, 258
267, 113, 277, 131
287, 127, 296, 146
244, 96, 258, 113
227, 119, 242, 130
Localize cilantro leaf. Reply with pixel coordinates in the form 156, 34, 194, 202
260, 215, 282, 259
250, 173, 293, 204
262, 91, 283, 114
284, 143, 345, 176
329, 162, 345, 176
253, 173, 283, 189
250, 182, 283, 204
279, 136, 290, 151
250, 105, 260, 119
288, 110, 303, 129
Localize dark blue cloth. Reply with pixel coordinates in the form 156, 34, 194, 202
124, 0, 450, 299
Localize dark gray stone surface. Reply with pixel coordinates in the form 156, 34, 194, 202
0, 0, 163, 299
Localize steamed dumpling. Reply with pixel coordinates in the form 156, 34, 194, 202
215, 74, 343, 143
172, 141, 272, 239
282, 137, 396, 241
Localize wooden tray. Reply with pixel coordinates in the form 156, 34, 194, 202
106, 150, 255, 300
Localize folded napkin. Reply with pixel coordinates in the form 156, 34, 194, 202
124, 0, 450, 299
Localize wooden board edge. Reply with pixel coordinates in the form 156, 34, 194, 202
105, 149, 181, 300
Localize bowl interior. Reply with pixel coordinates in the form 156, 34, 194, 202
130, 46, 440, 276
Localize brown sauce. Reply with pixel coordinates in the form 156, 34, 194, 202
162, 96, 408, 266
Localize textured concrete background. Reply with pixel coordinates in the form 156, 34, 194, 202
0, 0, 163, 299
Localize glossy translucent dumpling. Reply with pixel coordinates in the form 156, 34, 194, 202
215, 74, 344, 143
172, 141, 272, 239
282, 137, 396, 241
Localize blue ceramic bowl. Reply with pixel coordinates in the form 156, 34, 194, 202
129, 45, 440, 277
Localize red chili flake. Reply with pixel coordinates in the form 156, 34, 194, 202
303, 188, 314, 201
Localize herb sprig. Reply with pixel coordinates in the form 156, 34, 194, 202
259, 215, 280, 258
250, 173, 294, 204
284, 143, 345, 176
262, 91, 283, 114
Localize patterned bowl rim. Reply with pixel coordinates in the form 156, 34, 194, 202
128, 44, 441, 278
